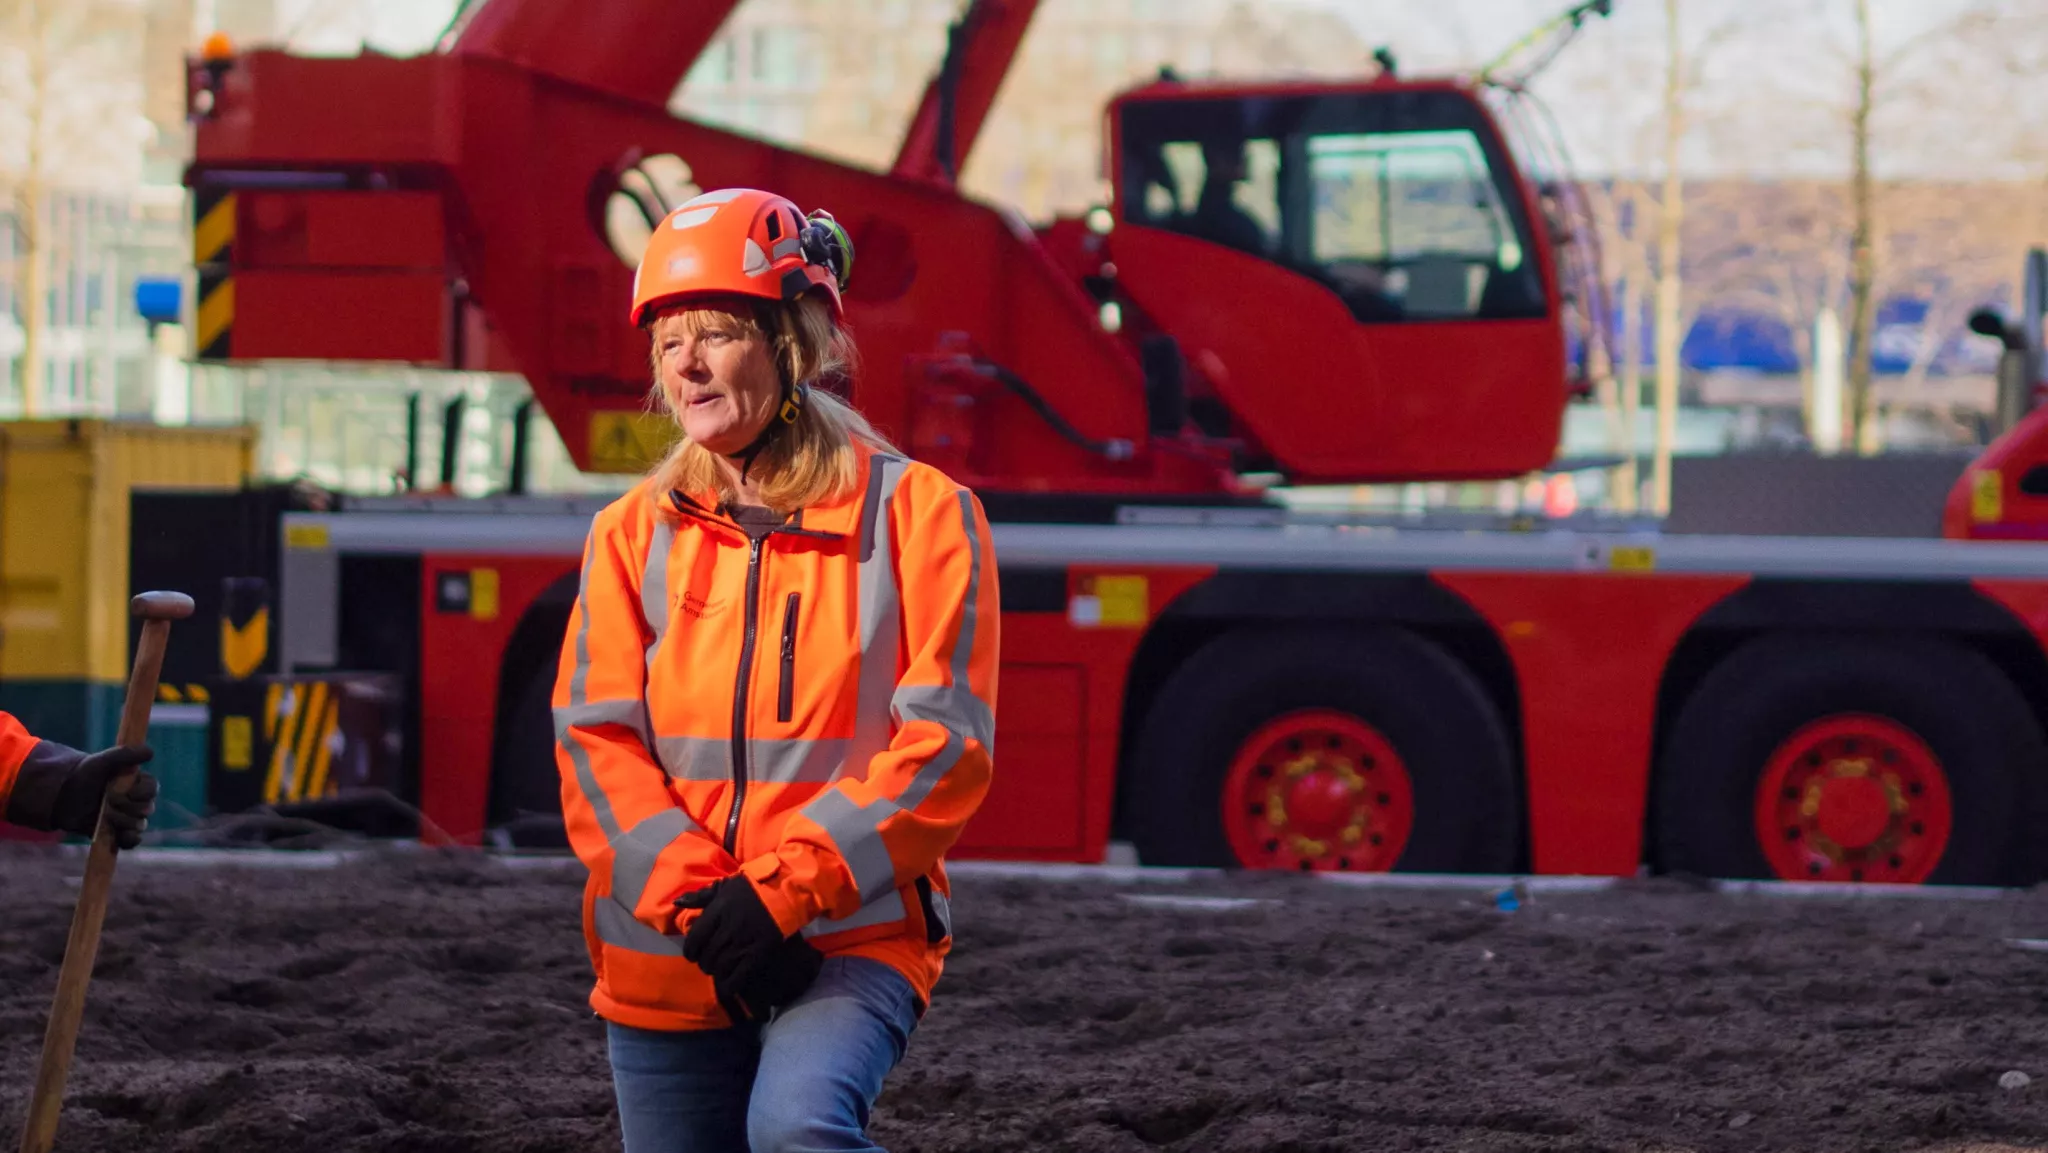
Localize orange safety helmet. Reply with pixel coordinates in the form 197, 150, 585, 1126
629, 188, 853, 327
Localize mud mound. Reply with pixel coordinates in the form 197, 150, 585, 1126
4, 847, 2048, 1152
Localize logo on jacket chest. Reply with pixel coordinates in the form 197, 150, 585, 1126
681, 591, 727, 620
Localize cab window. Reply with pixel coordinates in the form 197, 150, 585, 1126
1118, 90, 1548, 324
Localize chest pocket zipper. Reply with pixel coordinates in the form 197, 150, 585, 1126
778, 591, 800, 723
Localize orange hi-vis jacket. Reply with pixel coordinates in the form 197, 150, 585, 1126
555, 443, 999, 1031
0, 711, 44, 811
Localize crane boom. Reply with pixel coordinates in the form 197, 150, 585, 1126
892, 0, 1042, 186
452, 0, 745, 108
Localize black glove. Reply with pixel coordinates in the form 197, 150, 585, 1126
5, 743, 157, 849
721, 934, 824, 1022
679, 877, 821, 1022
677, 876, 787, 987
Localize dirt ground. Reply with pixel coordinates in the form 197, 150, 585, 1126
4, 847, 2048, 1153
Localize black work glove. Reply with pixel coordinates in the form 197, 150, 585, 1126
5, 744, 157, 849
677, 876, 787, 987
721, 934, 824, 1022
679, 877, 821, 1022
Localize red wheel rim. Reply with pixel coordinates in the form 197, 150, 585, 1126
1754, 714, 1952, 883
1221, 710, 1415, 871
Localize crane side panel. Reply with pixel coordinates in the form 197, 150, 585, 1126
949, 662, 1087, 857
234, 271, 448, 364
1433, 570, 1748, 875
417, 554, 584, 844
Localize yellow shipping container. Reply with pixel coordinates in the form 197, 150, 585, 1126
0, 420, 253, 752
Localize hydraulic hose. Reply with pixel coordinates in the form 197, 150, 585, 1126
965, 359, 1135, 462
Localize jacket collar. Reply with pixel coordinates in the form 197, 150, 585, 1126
788, 442, 877, 537
658, 440, 882, 541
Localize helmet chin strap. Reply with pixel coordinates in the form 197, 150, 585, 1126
724, 380, 808, 487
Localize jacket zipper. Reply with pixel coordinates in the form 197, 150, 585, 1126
724, 535, 767, 857
778, 592, 800, 723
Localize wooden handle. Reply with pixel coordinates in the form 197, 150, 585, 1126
17, 597, 183, 1153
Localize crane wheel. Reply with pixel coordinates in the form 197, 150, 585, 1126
1124, 626, 1520, 873
1655, 635, 2048, 886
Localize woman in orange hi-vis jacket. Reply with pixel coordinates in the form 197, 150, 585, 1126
554, 187, 997, 1153
0, 712, 157, 847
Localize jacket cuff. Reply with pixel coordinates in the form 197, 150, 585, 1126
741, 855, 811, 938
1, 741, 78, 830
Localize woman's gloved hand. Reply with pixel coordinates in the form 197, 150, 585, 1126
677, 876, 784, 985
722, 933, 823, 1021
677, 876, 824, 1021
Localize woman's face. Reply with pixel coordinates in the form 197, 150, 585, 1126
652, 302, 782, 457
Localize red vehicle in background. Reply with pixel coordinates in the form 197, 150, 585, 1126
157, 0, 2048, 888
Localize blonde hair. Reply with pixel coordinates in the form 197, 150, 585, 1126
647, 294, 897, 513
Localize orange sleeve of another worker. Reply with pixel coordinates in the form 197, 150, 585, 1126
0, 711, 38, 813
750, 468, 1000, 933
555, 494, 737, 939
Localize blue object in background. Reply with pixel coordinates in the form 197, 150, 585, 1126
134, 276, 182, 325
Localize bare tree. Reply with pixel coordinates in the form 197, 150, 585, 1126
1681, 179, 1854, 430
1556, 0, 1739, 512
1840, 0, 1882, 450
1783, 0, 2014, 450
1651, 0, 1683, 513
1646, 171, 2039, 453
1879, 180, 2040, 396
1579, 179, 1643, 510
1559, 1, 2025, 459
1644, 0, 1743, 513
0, 0, 139, 417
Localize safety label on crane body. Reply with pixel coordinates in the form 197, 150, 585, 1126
1606, 545, 1656, 572
1574, 540, 1658, 573
1972, 469, 2003, 523
589, 412, 681, 473
1069, 574, 1149, 628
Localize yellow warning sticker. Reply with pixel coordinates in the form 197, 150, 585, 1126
1093, 575, 1150, 627
470, 568, 500, 622
1972, 469, 2003, 523
285, 523, 330, 549
1607, 545, 1656, 572
221, 715, 253, 770
589, 411, 679, 473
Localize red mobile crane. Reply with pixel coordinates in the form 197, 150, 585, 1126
165, 0, 2048, 887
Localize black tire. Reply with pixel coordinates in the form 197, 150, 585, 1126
487, 661, 569, 849
1124, 626, 1520, 872
1655, 634, 2048, 886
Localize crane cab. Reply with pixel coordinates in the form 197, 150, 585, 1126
1102, 77, 1568, 483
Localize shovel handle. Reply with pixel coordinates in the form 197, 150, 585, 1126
17, 592, 192, 1153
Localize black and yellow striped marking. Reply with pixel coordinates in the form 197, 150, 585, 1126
193, 186, 235, 360
261, 680, 341, 804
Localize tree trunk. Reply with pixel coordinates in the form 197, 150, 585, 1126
1617, 200, 1643, 513
18, 180, 43, 419
1652, 0, 1684, 515
1847, 0, 1878, 453
14, 0, 50, 419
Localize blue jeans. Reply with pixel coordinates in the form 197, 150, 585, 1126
607, 956, 921, 1152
